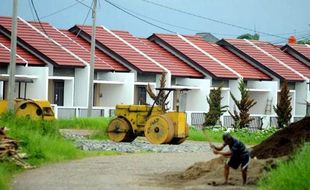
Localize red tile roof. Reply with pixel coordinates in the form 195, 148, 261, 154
136, 38, 204, 78
282, 44, 310, 66
30, 23, 113, 71
184, 36, 271, 80
73, 25, 163, 73
61, 30, 129, 72
0, 16, 85, 67
0, 33, 43, 66
251, 41, 310, 79
150, 34, 238, 79
221, 39, 306, 81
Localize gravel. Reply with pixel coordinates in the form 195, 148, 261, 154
60, 129, 211, 153
75, 140, 210, 153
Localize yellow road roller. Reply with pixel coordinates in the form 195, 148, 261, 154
107, 88, 189, 144
0, 99, 55, 120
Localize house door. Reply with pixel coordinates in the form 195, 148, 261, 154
54, 80, 64, 106
137, 86, 147, 105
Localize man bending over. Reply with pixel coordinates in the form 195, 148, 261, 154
211, 133, 250, 185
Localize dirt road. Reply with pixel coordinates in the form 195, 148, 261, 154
12, 152, 221, 190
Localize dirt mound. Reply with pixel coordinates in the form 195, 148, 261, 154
251, 117, 310, 159
162, 156, 281, 187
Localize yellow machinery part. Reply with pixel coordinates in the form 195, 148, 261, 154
169, 124, 189, 145
144, 115, 174, 144
115, 104, 163, 134
107, 117, 136, 142
0, 99, 55, 120
165, 112, 188, 138
15, 100, 43, 120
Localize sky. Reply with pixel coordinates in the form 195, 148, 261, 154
0, 0, 309, 44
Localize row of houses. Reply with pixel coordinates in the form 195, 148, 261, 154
0, 16, 309, 127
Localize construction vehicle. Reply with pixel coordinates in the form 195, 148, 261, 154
107, 87, 189, 144
0, 76, 55, 120
0, 99, 55, 120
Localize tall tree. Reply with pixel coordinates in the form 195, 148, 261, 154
146, 72, 168, 112
274, 81, 292, 128
229, 79, 257, 129
203, 85, 228, 127
237, 33, 260, 40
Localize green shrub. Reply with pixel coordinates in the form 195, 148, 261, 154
188, 126, 277, 145
258, 143, 310, 190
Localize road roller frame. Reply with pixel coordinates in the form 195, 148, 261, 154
0, 99, 55, 120
107, 88, 190, 144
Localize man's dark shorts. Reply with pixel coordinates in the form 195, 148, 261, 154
227, 154, 250, 170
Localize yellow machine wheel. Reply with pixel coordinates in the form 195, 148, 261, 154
15, 101, 43, 120
169, 124, 189, 145
144, 115, 174, 144
107, 118, 136, 142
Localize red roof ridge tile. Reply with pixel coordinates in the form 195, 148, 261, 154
138, 37, 204, 78
243, 39, 308, 80
54, 27, 114, 70
17, 17, 87, 67
100, 25, 166, 72
0, 41, 27, 65
179, 34, 241, 78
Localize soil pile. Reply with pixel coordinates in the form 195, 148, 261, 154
251, 117, 310, 159
161, 156, 281, 187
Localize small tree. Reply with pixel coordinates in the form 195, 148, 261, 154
203, 85, 228, 127
274, 81, 292, 128
146, 72, 168, 112
229, 79, 257, 129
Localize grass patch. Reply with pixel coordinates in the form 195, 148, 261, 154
55, 117, 111, 130
0, 114, 117, 190
258, 143, 310, 190
188, 127, 277, 145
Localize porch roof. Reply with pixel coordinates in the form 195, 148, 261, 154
0, 74, 37, 83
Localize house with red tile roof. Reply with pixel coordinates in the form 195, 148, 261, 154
69, 25, 211, 113
0, 17, 132, 117
281, 43, 310, 67
148, 33, 281, 126
1, 15, 308, 125
0, 16, 91, 111
218, 39, 310, 119
0, 32, 45, 100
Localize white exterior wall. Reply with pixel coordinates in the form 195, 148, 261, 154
0, 82, 3, 99
16, 66, 49, 99
64, 79, 74, 107
295, 81, 309, 116
228, 80, 240, 112
217, 88, 230, 115
97, 72, 135, 106
247, 80, 278, 115
175, 78, 211, 111
74, 66, 89, 107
